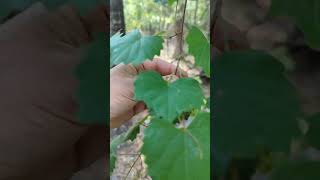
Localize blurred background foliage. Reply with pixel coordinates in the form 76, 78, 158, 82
123, 0, 209, 35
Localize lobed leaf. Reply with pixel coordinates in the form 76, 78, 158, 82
186, 26, 210, 77
134, 71, 205, 122
110, 29, 163, 66
213, 50, 301, 157
142, 112, 210, 179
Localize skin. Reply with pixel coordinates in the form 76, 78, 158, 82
110, 58, 186, 128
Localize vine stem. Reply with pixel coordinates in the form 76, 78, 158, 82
174, 0, 188, 75
124, 152, 142, 180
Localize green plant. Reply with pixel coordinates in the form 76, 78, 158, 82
110, 0, 210, 179
212, 0, 320, 179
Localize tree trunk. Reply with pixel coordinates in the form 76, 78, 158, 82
110, 0, 126, 35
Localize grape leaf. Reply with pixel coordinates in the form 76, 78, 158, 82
269, 0, 320, 48
213, 50, 301, 157
110, 30, 164, 66
76, 33, 107, 124
186, 26, 210, 77
305, 113, 320, 149
270, 160, 320, 180
142, 112, 210, 179
134, 71, 205, 122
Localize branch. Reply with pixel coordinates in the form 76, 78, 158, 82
175, 0, 188, 75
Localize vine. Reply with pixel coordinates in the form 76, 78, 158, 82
110, 0, 210, 179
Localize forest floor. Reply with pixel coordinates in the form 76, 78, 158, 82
110, 40, 210, 180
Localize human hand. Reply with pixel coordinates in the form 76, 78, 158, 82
110, 58, 186, 128
0, 2, 107, 179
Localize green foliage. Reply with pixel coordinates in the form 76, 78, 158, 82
186, 26, 210, 76
110, 30, 164, 65
213, 50, 301, 157
76, 33, 107, 124
124, 0, 209, 33
269, 0, 320, 48
110, 134, 126, 173
142, 112, 210, 179
112, 1, 210, 178
270, 160, 320, 180
134, 71, 205, 122
305, 113, 320, 149
168, 0, 178, 6
110, 123, 141, 173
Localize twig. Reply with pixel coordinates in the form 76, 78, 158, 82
166, 31, 182, 39
118, 153, 141, 156
174, 0, 188, 75
124, 152, 142, 180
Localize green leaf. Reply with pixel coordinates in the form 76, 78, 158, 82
186, 26, 210, 77
110, 134, 126, 173
168, 0, 178, 5
142, 112, 210, 179
76, 33, 107, 124
269, 0, 320, 48
110, 123, 141, 173
213, 50, 301, 157
110, 29, 164, 65
305, 113, 320, 149
134, 71, 205, 122
270, 160, 320, 180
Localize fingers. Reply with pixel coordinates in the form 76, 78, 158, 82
139, 58, 187, 77
134, 101, 146, 114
